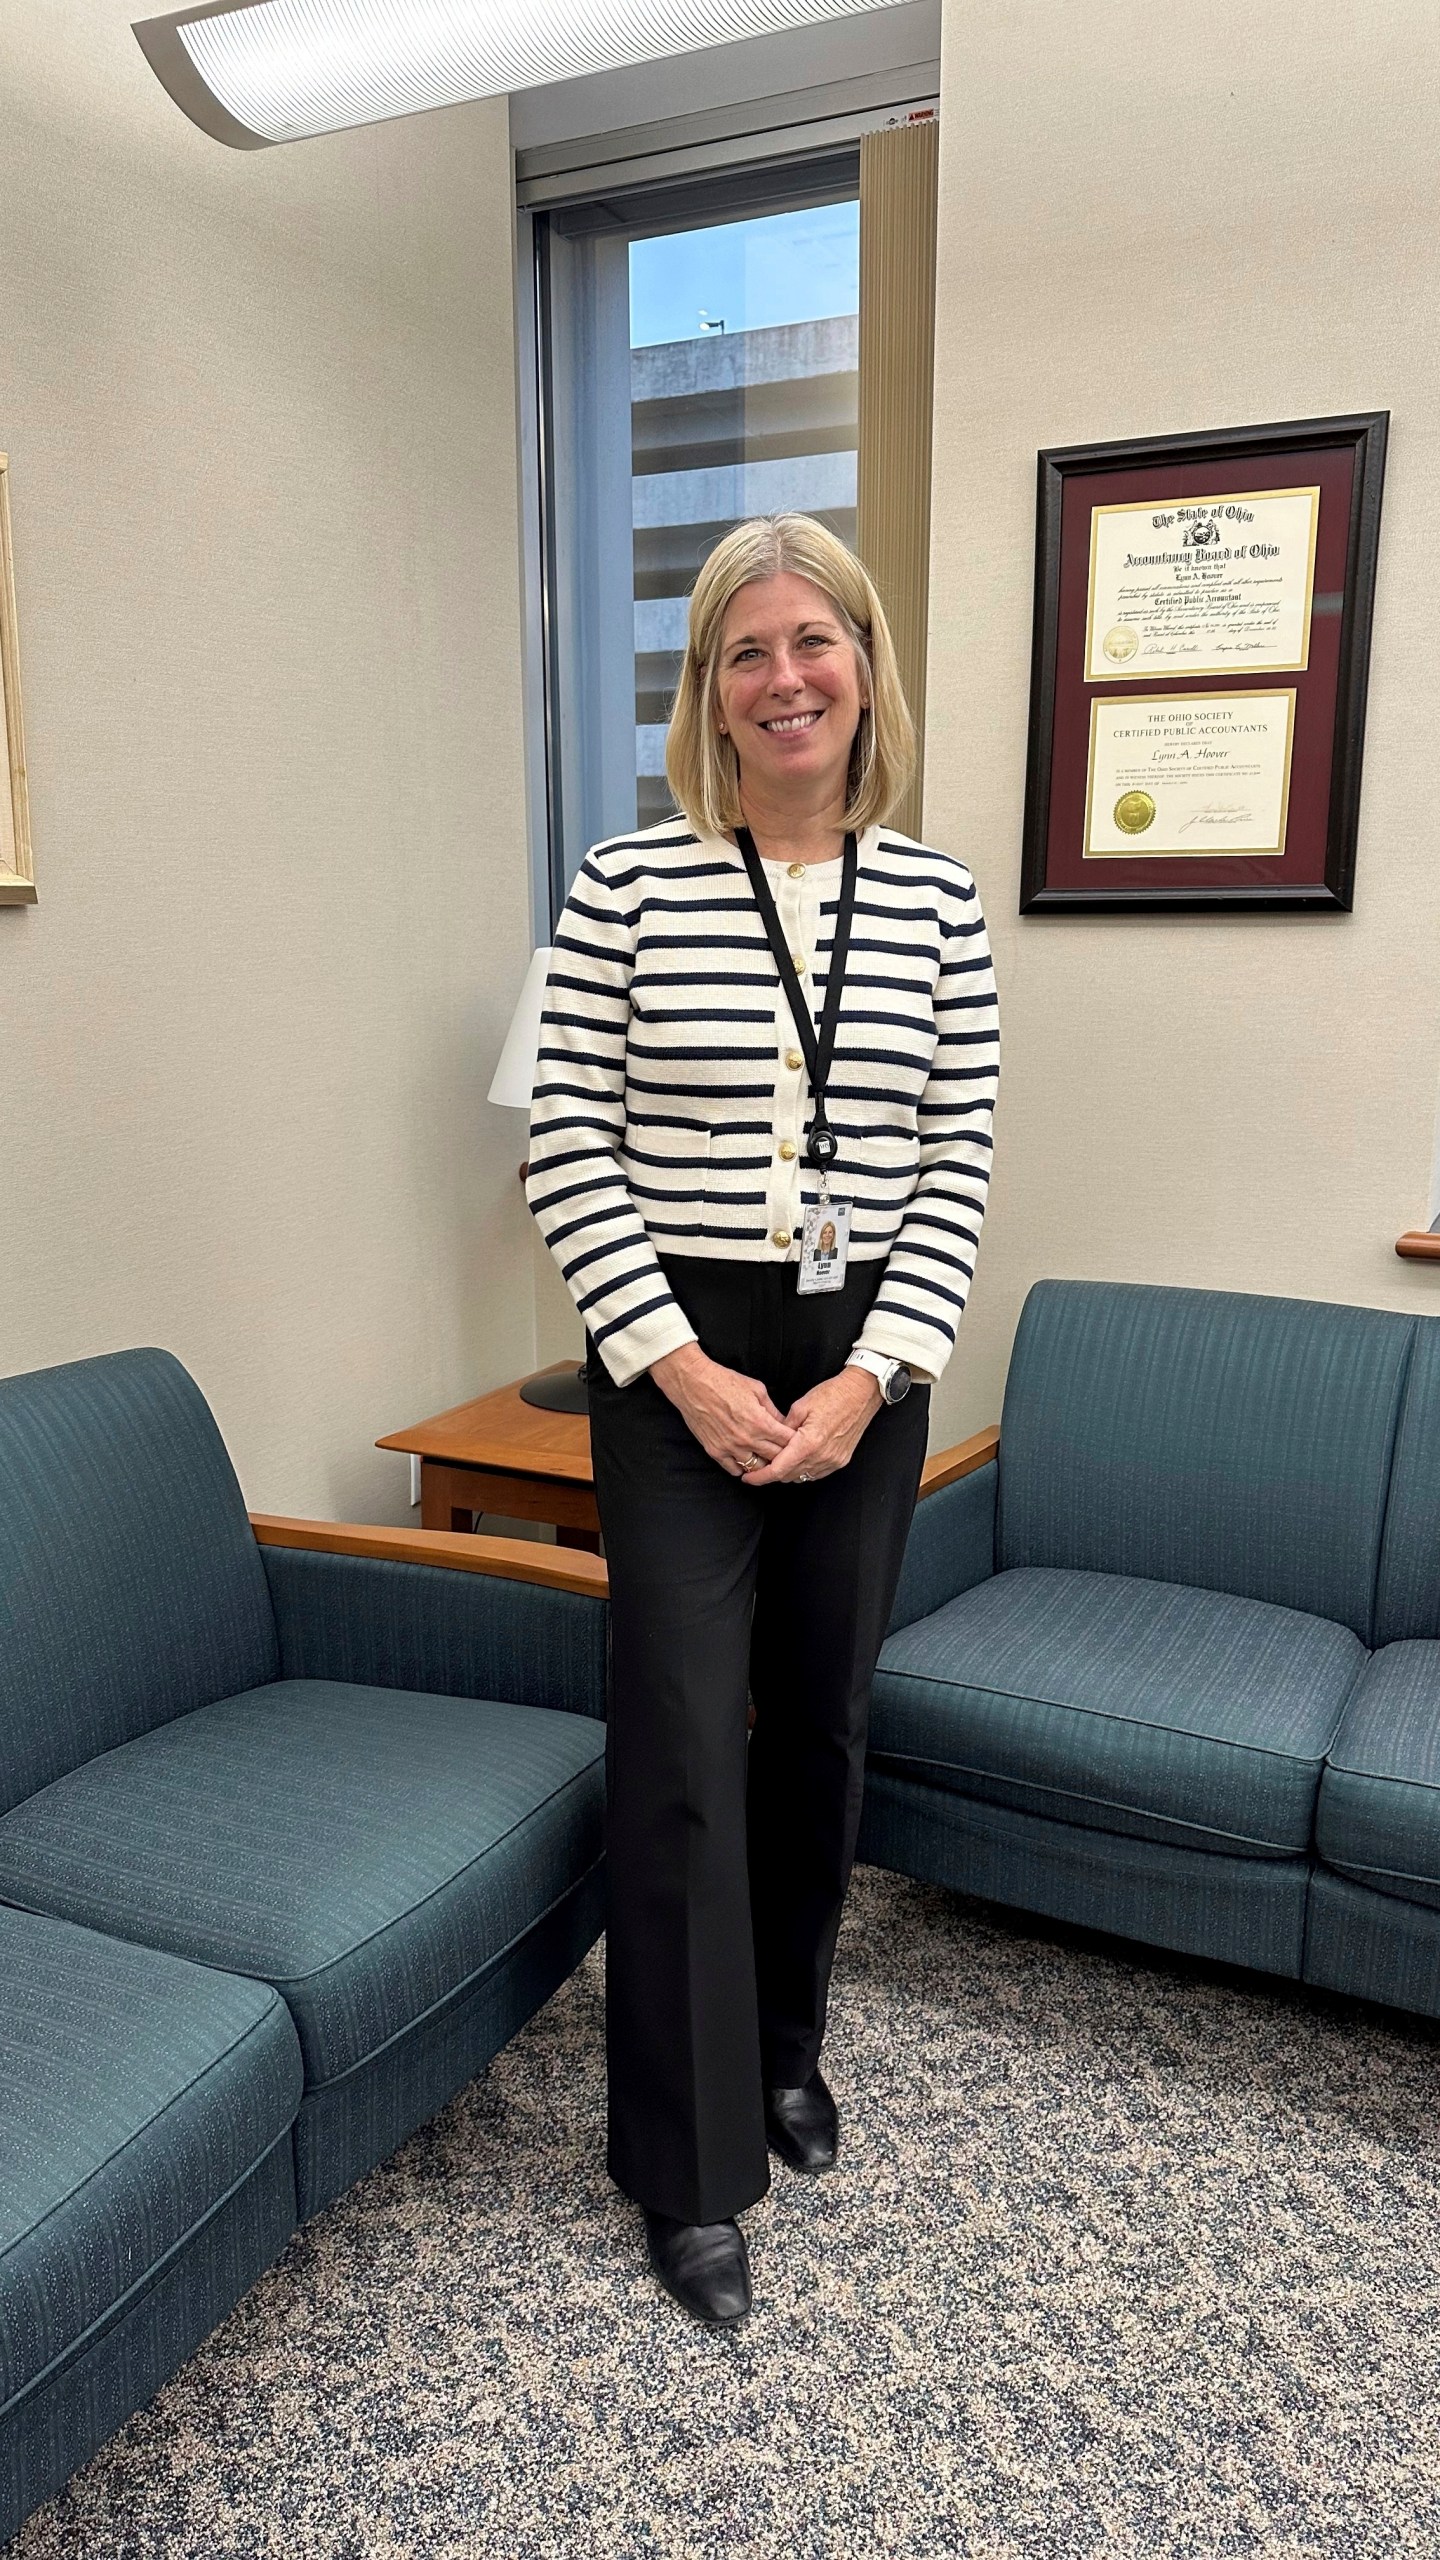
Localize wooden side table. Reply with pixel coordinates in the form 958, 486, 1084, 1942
377, 1364, 600, 1549
379, 1367, 999, 1559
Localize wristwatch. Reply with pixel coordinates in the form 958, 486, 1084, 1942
846, 1348, 912, 1404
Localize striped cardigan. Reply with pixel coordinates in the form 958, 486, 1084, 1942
525, 817, 999, 1389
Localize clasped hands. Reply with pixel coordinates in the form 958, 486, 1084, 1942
649, 1340, 881, 1484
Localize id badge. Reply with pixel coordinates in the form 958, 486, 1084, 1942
797, 1197, 852, 1294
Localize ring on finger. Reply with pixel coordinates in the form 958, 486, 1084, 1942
738, 1451, 763, 1474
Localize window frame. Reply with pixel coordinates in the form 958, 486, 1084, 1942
528, 148, 873, 931
514, 45, 940, 938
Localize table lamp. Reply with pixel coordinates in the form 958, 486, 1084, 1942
488, 948, 588, 1415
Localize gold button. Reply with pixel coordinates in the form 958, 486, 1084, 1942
785, 1049, 803, 1071
772, 1229, 791, 1249
787, 862, 805, 878
792, 952, 806, 974
778, 1140, 797, 1160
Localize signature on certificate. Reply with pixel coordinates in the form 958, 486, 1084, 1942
1179, 804, 1253, 834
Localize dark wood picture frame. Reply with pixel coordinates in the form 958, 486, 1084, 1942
1020, 412, 1388, 914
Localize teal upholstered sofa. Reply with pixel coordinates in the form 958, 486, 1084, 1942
14, 1284, 1440, 2539
0, 1348, 608, 2543
863, 1277, 1440, 2015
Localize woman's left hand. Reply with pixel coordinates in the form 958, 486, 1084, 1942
742, 1365, 882, 1486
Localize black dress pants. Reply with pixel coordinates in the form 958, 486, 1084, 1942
585, 1254, 930, 2226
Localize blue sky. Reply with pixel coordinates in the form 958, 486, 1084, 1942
629, 200, 860, 348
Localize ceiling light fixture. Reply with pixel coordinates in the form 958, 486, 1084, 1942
133, 0, 908, 149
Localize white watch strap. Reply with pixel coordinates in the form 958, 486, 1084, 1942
846, 1349, 893, 1386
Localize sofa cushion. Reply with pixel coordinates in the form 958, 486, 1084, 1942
871, 1567, 1364, 1856
0, 1349, 278, 1813
997, 1281, 1414, 1640
0, 1908, 300, 2412
1316, 1643, 1440, 1910
0, 1682, 605, 2089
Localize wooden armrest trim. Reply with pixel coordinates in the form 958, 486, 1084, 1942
248, 1515, 609, 1599
1396, 1232, 1440, 1262
917, 1426, 1000, 1498
253, 1433, 996, 1594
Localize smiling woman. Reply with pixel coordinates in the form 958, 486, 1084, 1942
525, 511, 999, 2330
666, 512, 914, 843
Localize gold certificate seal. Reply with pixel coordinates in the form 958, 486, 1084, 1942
1113, 790, 1156, 835
1103, 625, 1139, 663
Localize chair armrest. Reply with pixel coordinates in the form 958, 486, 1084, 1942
249, 1517, 609, 1722
887, 1430, 1000, 1636
250, 1515, 608, 1595
917, 1427, 1000, 1499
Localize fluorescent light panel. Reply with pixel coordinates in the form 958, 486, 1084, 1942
134, 0, 909, 146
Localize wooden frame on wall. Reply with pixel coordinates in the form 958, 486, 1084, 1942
1019, 412, 1388, 914
0, 457, 35, 905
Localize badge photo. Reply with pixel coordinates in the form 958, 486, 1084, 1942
797, 1199, 852, 1295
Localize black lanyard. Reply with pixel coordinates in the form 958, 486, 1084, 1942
735, 825, 857, 1171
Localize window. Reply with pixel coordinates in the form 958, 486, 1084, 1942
535, 155, 861, 917
629, 199, 860, 828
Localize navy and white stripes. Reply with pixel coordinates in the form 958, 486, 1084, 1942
525, 818, 999, 1388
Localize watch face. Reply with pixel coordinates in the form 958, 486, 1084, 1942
886, 1364, 912, 1402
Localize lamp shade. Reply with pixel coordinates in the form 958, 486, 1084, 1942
133, 0, 908, 148
487, 947, 553, 1112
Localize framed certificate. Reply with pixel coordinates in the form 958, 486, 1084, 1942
1085, 488, 1319, 682
1020, 414, 1387, 913
0, 457, 35, 907
1084, 692, 1297, 859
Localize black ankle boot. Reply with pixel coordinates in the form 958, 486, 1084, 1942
644, 2211, 752, 2325
764, 2070, 839, 2172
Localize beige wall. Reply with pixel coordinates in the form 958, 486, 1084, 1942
11, 1, 1433, 1508
926, 0, 1440, 1443
0, 7, 536, 1519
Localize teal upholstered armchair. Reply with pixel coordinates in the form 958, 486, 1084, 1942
862, 1277, 1440, 2014
0, 1346, 608, 2542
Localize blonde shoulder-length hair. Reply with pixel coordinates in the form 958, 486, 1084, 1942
665, 514, 916, 838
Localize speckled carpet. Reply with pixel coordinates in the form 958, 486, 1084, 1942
14, 1867, 1440, 2560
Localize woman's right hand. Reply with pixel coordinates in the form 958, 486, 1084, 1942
648, 1342, 796, 1477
